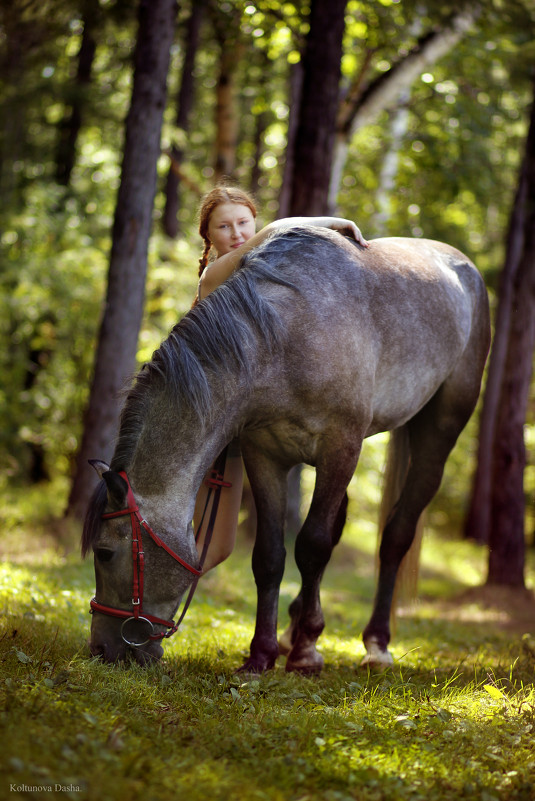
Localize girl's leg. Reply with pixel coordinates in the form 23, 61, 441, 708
194, 452, 244, 572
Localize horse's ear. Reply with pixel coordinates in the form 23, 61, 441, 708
102, 471, 128, 509
88, 460, 127, 508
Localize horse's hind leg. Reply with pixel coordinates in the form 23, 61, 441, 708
362, 379, 482, 669
285, 448, 358, 674
279, 491, 348, 656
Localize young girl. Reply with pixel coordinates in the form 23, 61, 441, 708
193, 184, 368, 571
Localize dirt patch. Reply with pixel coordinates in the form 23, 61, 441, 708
431, 584, 535, 635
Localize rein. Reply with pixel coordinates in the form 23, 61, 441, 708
90, 448, 230, 647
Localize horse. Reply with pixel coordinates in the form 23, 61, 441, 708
82, 227, 490, 672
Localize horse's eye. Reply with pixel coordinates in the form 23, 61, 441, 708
95, 548, 114, 563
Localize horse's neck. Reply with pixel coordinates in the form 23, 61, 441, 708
126, 389, 242, 520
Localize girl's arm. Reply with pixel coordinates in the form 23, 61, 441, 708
197, 216, 368, 300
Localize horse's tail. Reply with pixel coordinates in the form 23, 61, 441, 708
378, 426, 424, 622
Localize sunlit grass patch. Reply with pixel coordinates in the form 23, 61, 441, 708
1, 473, 534, 801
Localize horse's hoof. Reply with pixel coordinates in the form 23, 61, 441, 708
286, 650, 324, 675
360, 638, 393, 671
235, 656, 277, 674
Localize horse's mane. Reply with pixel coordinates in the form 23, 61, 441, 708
82, 481, 108, 556
81, 228, 322, 556
113, 247, 295, 462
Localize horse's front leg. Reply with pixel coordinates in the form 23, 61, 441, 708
279, 491, 348, 657
239, 448, 288, 673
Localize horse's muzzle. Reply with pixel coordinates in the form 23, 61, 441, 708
89, 601, 168, 665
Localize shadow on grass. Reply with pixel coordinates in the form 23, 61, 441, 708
1, 522, 534, 686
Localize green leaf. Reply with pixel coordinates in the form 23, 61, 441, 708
395, 715, 417, 729
14, 648, 32, 664
483, 684, 506, 701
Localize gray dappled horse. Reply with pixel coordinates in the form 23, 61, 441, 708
82, 228, 490, 672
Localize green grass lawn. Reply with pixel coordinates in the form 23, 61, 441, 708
0, 480, 534, 801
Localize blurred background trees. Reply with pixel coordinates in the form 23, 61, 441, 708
1, 0, 534, 582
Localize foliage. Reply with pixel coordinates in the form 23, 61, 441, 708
0, 509, 534, 801
1, 0, 535, 534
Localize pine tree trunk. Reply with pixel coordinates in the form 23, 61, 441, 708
278, 62, 304, 218
213, 41, 241, 180
486, 81, 535, 586
289, 0, 348, 216
162, 0, 204, 238
67, 0, 177, 520
464, 156, 527, 543
281, 0, 348, 530
55, 0, 98, 186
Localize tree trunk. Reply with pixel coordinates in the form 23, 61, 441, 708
55, 0, 98, 186
0, 7, 36, 210
162, 0, 204, 238
213, 40, 241, 180
289, 0, 348, 216
486, 80, 535, 587
67, 0, 177, 520
249, 54, 273, 198
278, 61, 304, 218
280, 0, 348, 531
464, 144, 527, 543
375, 89, 411, 234
210, 3, 243, 182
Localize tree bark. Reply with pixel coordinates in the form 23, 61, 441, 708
55, 0, 98, 186
464, 145, 527, 543
486, 79, 535, 587
279, 0, 348, 531
162, 0, 204, 238
210, 3, 243, 182
375, 89, 411, 234
289, 0, 348, 216
278, 61, 304, 218
67, 0, 177, 520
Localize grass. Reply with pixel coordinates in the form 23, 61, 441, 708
1, 479, 535, 801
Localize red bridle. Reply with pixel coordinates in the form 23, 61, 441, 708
89, 450, 230, 648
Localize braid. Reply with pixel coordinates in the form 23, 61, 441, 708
198, 240, 212, 277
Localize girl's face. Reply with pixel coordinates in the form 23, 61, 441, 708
207, 202, 256, 257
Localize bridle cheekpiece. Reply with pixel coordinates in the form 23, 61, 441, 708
89, 450, 229, 648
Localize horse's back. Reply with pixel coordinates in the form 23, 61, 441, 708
241, 229, 490, 443
255, 229, 488, 369
252, 231, 486, 325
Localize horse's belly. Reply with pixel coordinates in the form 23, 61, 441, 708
368, 355, 459, 435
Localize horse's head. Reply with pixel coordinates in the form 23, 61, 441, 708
82, 460, 201, 665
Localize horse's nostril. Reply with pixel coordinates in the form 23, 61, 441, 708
90, 640, 120, 662
89, 641, 106, 659
129, 641, 164, 665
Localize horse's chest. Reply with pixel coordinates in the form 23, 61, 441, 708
242, 418, 323, 465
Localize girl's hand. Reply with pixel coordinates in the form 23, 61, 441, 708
277, 216, 369, 247
328, 218, 369, 247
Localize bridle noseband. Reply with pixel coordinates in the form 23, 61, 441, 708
89, 449, 229, 647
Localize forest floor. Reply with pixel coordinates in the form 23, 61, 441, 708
1, 482, 534, 801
